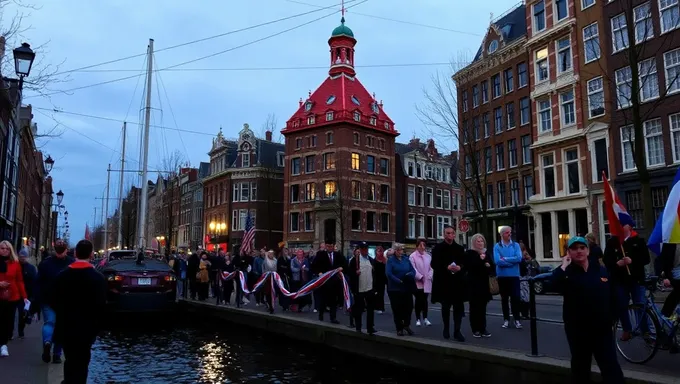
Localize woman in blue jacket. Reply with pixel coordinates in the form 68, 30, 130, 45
493, 226, 523, 330
386, 243, 416, 336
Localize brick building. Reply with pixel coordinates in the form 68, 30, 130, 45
395, 138, 462, 247
604, 0, 680, 239
281, 17, 399, 253
177, 167, 198, 250
203, 125, 285, 253
453, 3, 534, 246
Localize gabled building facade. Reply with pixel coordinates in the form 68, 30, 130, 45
282, 17, 399, 253
454, 4, 534, 246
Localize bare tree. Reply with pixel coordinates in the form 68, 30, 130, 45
159, 150, 186, 254
314, 157, 353, 255
259, 113, 283, 143
416, 57, 492, 239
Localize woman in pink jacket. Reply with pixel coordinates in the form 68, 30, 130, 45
410, 239, 433, 327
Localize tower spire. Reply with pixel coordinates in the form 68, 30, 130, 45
341, 0, 345, 17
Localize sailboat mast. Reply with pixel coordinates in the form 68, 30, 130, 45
136, 38, 154, 250
117, 122, 126, 248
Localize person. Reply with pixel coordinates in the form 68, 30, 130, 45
493, 226, 523, 330
660, 243, 680, 321
347, 242, 378, 335
37, 239, 74, 363
431, 225, 467, 341
197, 252, 211, 301
385, 243, 416, 336
465, 233, 494, 338
16, 248, 37, 339
50, 239, 107, 384
585, 233, 604, 266
552, 237, 624, 383
276, 248, 292, 311
0, 240, 28, 357
290, 249, 312, 312
373, 246, 388, 314
409, 239, 433, 327
262, 250, 278, 314
311, 240, 345, 324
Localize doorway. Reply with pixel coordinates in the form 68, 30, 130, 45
324, 218, 336, 244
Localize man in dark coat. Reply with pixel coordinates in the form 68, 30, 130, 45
311, 241, 345, 323
431, 225, 467, 342
346, 242, 378, 334
187, 251, 200, 300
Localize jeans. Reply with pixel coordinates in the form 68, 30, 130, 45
498, 276, 521, 321
617, 283, 646, 332
42, 306, 62, 356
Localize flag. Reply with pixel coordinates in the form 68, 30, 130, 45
84, 224, 91, 241
603, 171, 636, 239
241, 210, 255, 255
648, 166, 680, 255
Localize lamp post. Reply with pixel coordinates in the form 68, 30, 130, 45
36, 155, 55, 258
156, 235, 165, 254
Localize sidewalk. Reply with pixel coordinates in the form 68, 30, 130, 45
0, 318, 63, 384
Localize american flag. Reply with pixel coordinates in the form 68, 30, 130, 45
241, 211, 255, 255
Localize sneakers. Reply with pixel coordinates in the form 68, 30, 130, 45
423, 318, 432, 326
482, 331, 492, 337
42, 342, 52, 363
502, 320, 509, 329
416, 320, 422, 327
514, 320, 523, 329
0, 345, 8, 357
473, 332, 482, 338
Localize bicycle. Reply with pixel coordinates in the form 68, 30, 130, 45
615, 276, 680, 364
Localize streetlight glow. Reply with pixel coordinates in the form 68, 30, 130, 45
209, 222, 216, 231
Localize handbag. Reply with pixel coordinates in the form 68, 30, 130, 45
0, 286, 11, 301
488, 276, 500, 296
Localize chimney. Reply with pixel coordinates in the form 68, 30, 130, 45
409, 137, 420, 148
265, 130, 272, 141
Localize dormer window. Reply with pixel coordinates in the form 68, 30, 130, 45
307, 116, 316, 125
351, 95, 360, 105
326, 112, 334, 121
242, 153, 251, 167
384, 122, 390, 130
488, 40, 499, 54
370, 116, 377, 126
371, 102, 379, 114
293, 120, 300, 128
304, 101, 313, 111
354, 111, 361, 122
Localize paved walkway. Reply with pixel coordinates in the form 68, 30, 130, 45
189, 295, 680, 378
0, 318, 63, 384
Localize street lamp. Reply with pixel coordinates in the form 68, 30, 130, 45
44, 155, 54, 174
56, 190, 64, 205
13, 43, 36, 78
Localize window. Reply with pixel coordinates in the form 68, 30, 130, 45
379, 158, 389, 175
494, 107, 503, 133
495, 143, 505, 170
290, 212, 300, 232
436, 216, 452, 238
242, 153, 251, 167
483, 113, 490, 137
462, 90, 468, 112
511, 179, 520, 206
291, 157, 301, 175
367, 155, 375, 173
538, 99, 552, 132
521, 135, 532, 164
473, 117, 480, 141
534, 0, 546, 32
485, 147, 492, 173
542, 154, 556, 197
380, 184, 390, 203
660, 0, 680, 33
621, 126, 636, 171
634, 2, 653, 43
615, 66, 632, 108
582, 0, 595, 9
518, 62, 528, 88
408, 185, 416, 205
555, 0, 568, 20
587, 77, 605, 117
472, 85, 479, 108
535, 48, 549, 82
498, 181, 507, 208
665, 49, 680, 94
443, 190, 451, 210
506, 102, 516, 129
506, 139, 517, 168
492, 74, 502, 98
366, 212, 376, 232
671, 114, 680, 162
560, 89, 576, 126
367, 183, 376, 201
407, 161, 414, 176
323, 152, 335, 170
481, 81, 489, 103
504, 68, 514, 93
352, 210, 362, 231
524, 175, 534, 202
370, 117, 377, 126
305, 155, 315, 173
611, 13, 629, 52
353, 111, 361, 122
435, 189, 443, 208
323, 181, 337, 198
307, 116, 315, 125
593, 138, 609, 181
426, 216, 435, 238
408, 214, 415, 238
556, 37, 572, 73
304, 212, 313, 231
565, 148, 580, 194
351, 153, 360, 170
351, 180, 361, 199
380, 213, 390, 233
353, 132, 360, 145
639, 58, 659, 101
645, 118, 665, 166
326, 132, 333, 144
583, 23, 601, 63
295, 138, 302, 149
486, 184, 494, 209
416, 186, 423, 206
311, 135, 317, 146
290, 184, 301, 202
305, 182, 316, 200
520, 97, 530, 125
425, 188, 433, 207
326, 112, 333, 121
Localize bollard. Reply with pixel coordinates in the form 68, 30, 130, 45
526, 277, 544, 357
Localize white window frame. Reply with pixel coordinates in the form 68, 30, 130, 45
634, 2, 654, 43
587, 77, 605, 118
581, 0, 595, 10
290, 212, 300, 232
615, 66, 632, 109
563, 147, 581, 195
639, 58, 660, 102
560, 89, 576, 127
588, 133, 610, 183
659, 0, 680, 34
242, 153, 250, 167
583, 22, 601, 63
670, 113, 680, 163
533, 0, 546, 33
620, 125, 636, 171
664, 48, 680, 95
538, 99, 552, 133
644, 118, 665, 167
611, 13, 629, 53
522, 135, 532, 165
541, 152, 556, 198
407, 185, 416, 206
408, 214, 416, 238
534, 47, 549, 83
556, 37, 572, 74
554, 0, 569, 22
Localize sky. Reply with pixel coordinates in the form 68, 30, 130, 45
1, 0, 520, 242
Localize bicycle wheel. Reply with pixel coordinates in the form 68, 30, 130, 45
615, 304, 661, 364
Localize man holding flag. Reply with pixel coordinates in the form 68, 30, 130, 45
601, 172, 650, 341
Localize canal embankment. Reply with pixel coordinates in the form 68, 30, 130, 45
181, 299, 678, 384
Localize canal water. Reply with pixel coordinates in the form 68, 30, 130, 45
87, 317, 442, 384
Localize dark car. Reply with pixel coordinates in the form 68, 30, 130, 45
531, 266, 557, 295
100, 258, 177, 312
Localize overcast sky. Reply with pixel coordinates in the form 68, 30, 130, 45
2, 0, 519, 243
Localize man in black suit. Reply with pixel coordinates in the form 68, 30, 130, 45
311, 241, 345, 324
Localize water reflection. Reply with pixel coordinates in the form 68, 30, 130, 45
88, 319, 438, 384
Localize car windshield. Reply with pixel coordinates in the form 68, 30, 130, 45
102, 259, 172, 273
108, 250, 137, 260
